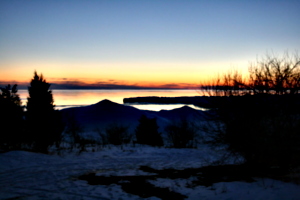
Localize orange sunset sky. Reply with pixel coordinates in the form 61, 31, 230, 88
1, 1, 299, 89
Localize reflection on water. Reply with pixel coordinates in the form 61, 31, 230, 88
130, 104, 206, 111
18, 89, 203, 111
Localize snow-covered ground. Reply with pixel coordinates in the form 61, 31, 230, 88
1, 100, 299, 199
1, 145, 299, 200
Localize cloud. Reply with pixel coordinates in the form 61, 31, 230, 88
159, 83, 199, 89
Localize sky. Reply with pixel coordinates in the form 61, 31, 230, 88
1, 0, 299, 89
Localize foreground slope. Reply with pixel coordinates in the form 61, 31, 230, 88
1, 147, 299, 200
1, 101, 300, 199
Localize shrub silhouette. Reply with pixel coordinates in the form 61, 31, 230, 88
64, 111, 85, 151
104, 123, 131, 145
202, 52, 300, 169
135, 115, 163, 147
165, 119, 197, 148
0, 84, 24, 150
26, 71, 64, 153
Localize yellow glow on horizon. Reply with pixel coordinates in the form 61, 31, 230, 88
0, 59, 250, 87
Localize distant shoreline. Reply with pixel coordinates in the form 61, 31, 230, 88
17, 88, 200, 90
124, 96, 212, 108
124, 94, 300, 109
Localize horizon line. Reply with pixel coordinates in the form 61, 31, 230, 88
0, 83, 200, 90
0, 80, 200, 90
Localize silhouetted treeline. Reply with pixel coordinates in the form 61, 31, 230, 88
0, 84, 24, 150
0, 71, 64, 153
203, 52, 300, 170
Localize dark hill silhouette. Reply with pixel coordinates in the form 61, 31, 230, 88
61, 99, 143, 132
61, 100, 205, 134
157, 105, 203, 121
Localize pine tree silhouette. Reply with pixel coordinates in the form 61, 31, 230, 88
26, 71, 63, 153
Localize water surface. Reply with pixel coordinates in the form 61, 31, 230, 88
18, 89, 202, 111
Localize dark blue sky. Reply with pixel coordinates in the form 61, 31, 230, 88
1, 0, 299, 88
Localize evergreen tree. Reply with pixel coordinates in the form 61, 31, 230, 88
26, 72, 63, 153
0, 84, 24, 149
135, 115, 163, 146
